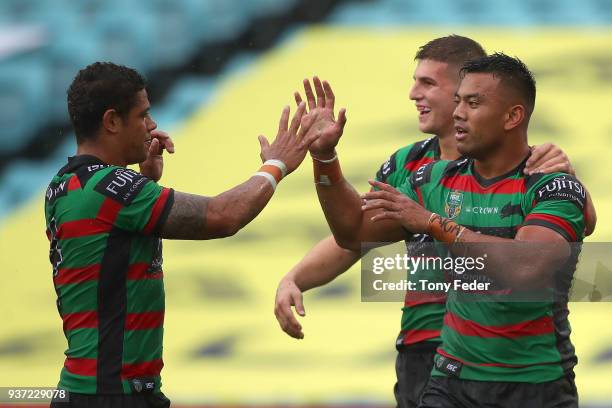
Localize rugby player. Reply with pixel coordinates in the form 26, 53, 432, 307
274, 36, 596, 408
46, 62, 318, 407
312, 53, 587, 407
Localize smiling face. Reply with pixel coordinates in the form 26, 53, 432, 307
116, 89, 157, 165
452, 72, 508, 159
409, 59, 459, 138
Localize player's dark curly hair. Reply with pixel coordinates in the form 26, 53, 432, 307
67, 62, 146, 143
460, 52, 536, 118
415, 35, 486, 67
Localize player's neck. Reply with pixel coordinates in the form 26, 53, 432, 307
436, 130, 461, 161
76, 140, 127, 167
473, 138, 530, 180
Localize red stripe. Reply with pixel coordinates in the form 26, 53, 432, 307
405, 157, 435, 172
402, 329, 441, 345
68, 175, 81, 191
415, 187, 424, 206
54, 264, 100, 285
121, 359, 164, 378
125, 311, 164, 330
57, 219, 113, 239
445, 311, 553, 339
63, 311, 98, 331
441, 174, 526, 194
143, 188, 171, 234
64, 357, 97, 376
524, 213, 577, 241
404, 291, 446, 307
127, 263, 163, 280
97, 197, 123, 225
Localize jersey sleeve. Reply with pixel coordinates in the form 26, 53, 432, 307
374, 150, 402, 186
93, 167, 175, 235
397, 160, 439, 206
396, 163, 432, 204
521, 173, 586, 241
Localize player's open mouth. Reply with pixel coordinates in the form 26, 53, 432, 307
455, 125, 468, 141
416, 105, 431, 116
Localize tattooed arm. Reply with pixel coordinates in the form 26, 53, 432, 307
161, 179, 274, 239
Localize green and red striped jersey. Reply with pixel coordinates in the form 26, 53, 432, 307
399, 157, 586, 382
373, 137, 446, 348
44, 155, 174, 394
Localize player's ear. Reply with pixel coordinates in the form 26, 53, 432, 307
504, 104, 525, 131
102, 108, 122, 134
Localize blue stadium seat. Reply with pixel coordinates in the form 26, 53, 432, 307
197, 0, 251, 43
0, 57, 50, 154
245, 0, 299, 18
89, 6, 155, 73
42, 33, 100, 123
144, 0, 206, 69
0, 0, 50, 25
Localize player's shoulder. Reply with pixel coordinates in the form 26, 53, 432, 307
410, 157, 469, 188
91, 166, 156, 205
524, 172, 586, 208
399, 136, 438, 159
376, 137, 438, 183
389, 136, 439, 164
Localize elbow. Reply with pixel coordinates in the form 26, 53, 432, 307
333, 236, 361, 252
215, 219, 242, 238
508, 259, 560, 289
204, 212, 243, 239
585, 212, 597, 237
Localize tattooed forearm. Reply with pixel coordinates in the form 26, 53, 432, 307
160, 192, 209, 239
159, 176, 274, 240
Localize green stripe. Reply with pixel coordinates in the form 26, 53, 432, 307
442, 325, 560, 366
58, 235, 108, 267
54, 189, 106, 222
401, 303, 445, 331
448, 293, 552, 326
58, 281, 98, 313
126, 280, 165, 313
129, 236, 155, 264
65, 328, 98, 359
123, 328, 163, 363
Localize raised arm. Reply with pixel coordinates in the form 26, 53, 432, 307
299, 76, 407, 250
160, 103, 318, 240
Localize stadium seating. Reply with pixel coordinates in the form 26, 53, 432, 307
0, 56, 50, 154
0, 0, 303, 161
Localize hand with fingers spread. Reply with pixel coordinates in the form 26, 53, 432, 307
139, 130, 176, 182
361, 180, 432, 234
258, 101, 319, 174
274, 278, 306, 339
525, 143, 575, 176
295, 76, 347, 159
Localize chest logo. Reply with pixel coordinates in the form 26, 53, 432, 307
445, 190, 463, 219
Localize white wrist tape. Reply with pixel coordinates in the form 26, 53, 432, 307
311, 153, 338, 163
254, 171, 277, 190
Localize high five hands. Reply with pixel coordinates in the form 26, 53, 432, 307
294, 76, 347, 159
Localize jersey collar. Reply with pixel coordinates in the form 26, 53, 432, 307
58, 155, 109, 176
